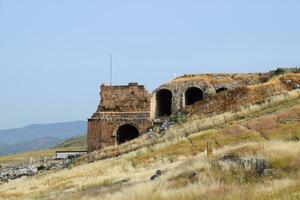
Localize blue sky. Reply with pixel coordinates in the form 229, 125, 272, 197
0, 0, 299, 129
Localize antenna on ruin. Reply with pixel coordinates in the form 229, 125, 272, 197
110, 54, 113, 86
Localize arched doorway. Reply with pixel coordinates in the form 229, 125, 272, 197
216, 87, 228, 93
185, 87, 203, 106
156, 89, 172, 117
116, 124, 139, 145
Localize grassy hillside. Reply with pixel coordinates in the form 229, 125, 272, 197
1, 91, 300, 199
55, 135, 86, 149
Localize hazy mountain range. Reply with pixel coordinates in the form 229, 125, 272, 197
0, 121, 87, 156
0, 137, 65, 156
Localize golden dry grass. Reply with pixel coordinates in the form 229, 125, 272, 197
76, 89, 300, 165
2, 97, 300, 200
0, 149, 57, 166
2, 140, 299, 200
2, 76, 300, 199
170, 74, 236, 84
169, 73, 266, 85
185, 75, 294, 116
0, 145, 86, 166
78, 75, 300, 164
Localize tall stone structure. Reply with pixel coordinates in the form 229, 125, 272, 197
87, 83, 151, 152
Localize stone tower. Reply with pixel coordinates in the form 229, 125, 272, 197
87, 83, 152, 152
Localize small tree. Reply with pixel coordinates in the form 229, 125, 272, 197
273, 68, 286, 75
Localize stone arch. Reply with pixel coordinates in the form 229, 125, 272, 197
155, 89, 172, 117
115, 123, 139, 145
216, 87, 228, 93
184, 87, 204, 106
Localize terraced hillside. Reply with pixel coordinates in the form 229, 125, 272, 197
1, 73, 300, 200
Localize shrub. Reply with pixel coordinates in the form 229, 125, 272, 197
273, 68, 286, 76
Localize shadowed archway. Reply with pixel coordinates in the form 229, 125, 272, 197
156, 89, 172, 117
216, 87, 228, 93
116, 124, 139, 145
185, 87, 203, 106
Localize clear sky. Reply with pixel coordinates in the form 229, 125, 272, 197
0, 0, 300, 129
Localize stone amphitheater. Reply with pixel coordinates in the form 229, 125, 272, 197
87, 71, 276, 152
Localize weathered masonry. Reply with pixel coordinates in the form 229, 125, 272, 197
88, 73, 269, 152
150, 73, 267, 118
87, 83, 151, 152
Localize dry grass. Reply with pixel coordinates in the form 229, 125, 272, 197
77, 74, 300, 164
92, 141, 300, 200
0, 149, 57, 166
168, 89, 300, 139
169, 73, 266, 85
170, 74, 237, 84
186, 76, 291, 116
0, 142, 299, 200
0, 146, 86, 166
3, 77, 300, 199
76, 89, 300, 165
2, 98, 300, 199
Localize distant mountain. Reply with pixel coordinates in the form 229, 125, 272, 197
0, 136, 64, 156
0, 121, 87, 146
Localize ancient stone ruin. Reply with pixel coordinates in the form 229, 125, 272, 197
87, 72, 271, 152
87, 83, 152, 151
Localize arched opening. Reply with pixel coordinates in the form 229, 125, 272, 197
185, 87, 203, 106
156, 89, 172, 117
116, 124, 139, 145
216, 87, 228, 93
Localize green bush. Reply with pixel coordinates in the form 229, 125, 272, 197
273, 68, 286, 75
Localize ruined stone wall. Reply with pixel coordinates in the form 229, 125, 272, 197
98, 83, 150, 112
88, 73, 271, 152
151, 73, 270, 118
88, 83, 151, 152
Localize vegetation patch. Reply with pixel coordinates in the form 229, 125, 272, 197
79, 178, 114, 192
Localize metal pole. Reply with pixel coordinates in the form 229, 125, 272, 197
110, 54, 112, 86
